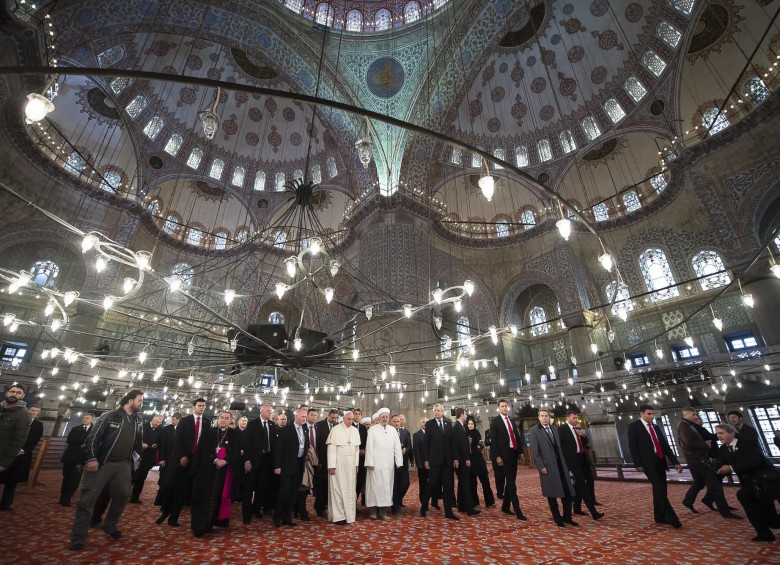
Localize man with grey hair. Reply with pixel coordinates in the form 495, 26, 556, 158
716, 423, 778, 542
677, 407, 740, 519
365, 408, 402, 520
326, 410, 360, 524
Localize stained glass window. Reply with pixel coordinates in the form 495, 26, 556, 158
702, 107, 729, 135
310, 164, 322, 184
451, 147, 462, 165
30, 260, 59, 288
605, 281, 635, 316
125, 95, 148, 119
346, 10, 363, 32
186, 147, 204, 169
143, 115, 165, 140
515, 145, 529, 167
214, 232, 228, 251
692, 250, 731, 291
521, 210, 536, 229
623, 190, 641, 212
581, 116, 601, 141
273, 231, 287, 248
64, 151, 86, 176
254, 171, 266, 191
164, 133, 183, 156
99, 171, 122, 192
440, 335, 452, 359
667, 0, 694, 16
471, 149, 482, 168
559, 130, 576, 154
208, 158, 225, 181
171, 263, 194, 290
593, 203, 609, 222
744, 77, 770, 104
375, 9, 392, 30
315, 3, 335, 26
285, 0, 303, 10
496, 220, 509, 238
457, 316, 470, 350
642, 50, 667, 77
404, 1, 421, 23
529, 306, 549, 336
275, 171, 286, 191
109, 77, 129, 95
146, 199, 160, 215
538, 139, 552, 162
657, 21, 682, 48
624, 76, 647, 102
187, 228, 202, 246
493, 148, 505, 169
231, 166, 245, 187
293, 169, 304, 183
327, 156, 338, 178
604, 98, 626, 123
268, 312, 285, 325
97, 45, 125, 68
651, 172, 668, 194
433, 0, 447, 7
639, 248, 679, 302
163, 215, 178, 234
236, 229, 249, 244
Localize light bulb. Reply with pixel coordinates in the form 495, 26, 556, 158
329, 260, 340, 277
135, 250, 152, 270
139, 351, 147, 364
432, 288, 443, 304
325, 287, 334, 304
168, 277, 182, 292
655, 348, 664, 359
81, 233, 99, 253
365, 305, 373, 320
89, 358, 98, 368
352, 349, 359, 360
224, 289, 236, 305
712, 317, 723, 331
590, 343, 598, 354
478, 174, 494, 201
24, 92, 55, 123
403, 304, 412, 318
123, 277, 136, 294
742, 293, 754, 308
618, 308, 628, 321
63, 291, 78, 306
154, 367, 163, 380
489, 325, 498, 344
389, 365, 396, 377
464, 280, 475, 296
771, 264, 780, 279
103, 295, 114, 310
294, 338, 302, 351
44, 301, 55, 316
2, 313, 14, 327
51, 319, 62, 331
310, 237, 322, 255
598, 252, 613, 272
556, 218, 572, 241
434, 316, 443, 330
454, 298, 462, 312
285, 257, 297, 278
275, 282, 287, 300
684, 336, 694, 347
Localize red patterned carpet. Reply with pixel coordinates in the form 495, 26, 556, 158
5, 468, 780, 564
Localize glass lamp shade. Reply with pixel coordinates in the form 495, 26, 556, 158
478, 174, 495, 201
198, 110, 219, 140
25, 93, 55, 123
598, 252, 613, 272
355, 137, 372, 169
556, 218, 572, 241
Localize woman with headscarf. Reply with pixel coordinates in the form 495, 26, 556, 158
466, 416, 495, 507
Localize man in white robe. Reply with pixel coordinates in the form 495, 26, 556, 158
364, 407, 402, 520
326, 411, 360, 525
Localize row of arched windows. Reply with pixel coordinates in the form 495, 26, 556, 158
155, 207, 249, 250
287, 1, 436, 32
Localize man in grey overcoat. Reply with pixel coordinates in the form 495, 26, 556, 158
529, 408, 576, 527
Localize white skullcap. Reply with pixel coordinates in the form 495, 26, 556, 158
360, 417, 371, 425
377, 407, 390, 416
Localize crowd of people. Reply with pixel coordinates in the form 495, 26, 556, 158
1, 383, 779, 552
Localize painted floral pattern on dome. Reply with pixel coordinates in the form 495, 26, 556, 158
482, 61, 495, 86
540, 47, 557, 68
511, 61, 525, 87
248, 107, 262, 122
222, 114, 238, 140
590, 0, 609, 17
265, 97, 277, 117
592, 30, 624, 51
550, 34, 561, 45
540, 105, 555, 121
558, 72, 578, 101
498, 62, 508, 73
491, 87, 505, 103
283, 107, 296, 122
177, 87, 196, 107
207, 68, 222, 81
290, 132, 302, 146
511, 95, 528, 126
560, 18, 586, 34
562, 3, 575, 15
624, 3, 643, 23
531, 77, 547, 93
487, 118, 501, 132
186, 55, 202, 71
234, 92, 248, 107
245, 132, 259, 146
469, 92, 483, 121
591, 66, 607, 83
567, 45, 584, 63
149, 40, 174, 57
526, 56, 536, 66
268, 125, 281, 152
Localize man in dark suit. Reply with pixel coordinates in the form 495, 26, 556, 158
413, 416, 437, 508
420, 403, 458, 520
60, 412, 94, 506
627, 404, 683, 528
716, 423, 778, 542
274, 407, 309, 527
130, 413, 163, 503
559, 411, 603, 520
353, 409, 368, 503
154, 412, 180, 506
313, 408, 338, 517
489, 399, 526, 520
242, 403, 277, 523
391, 414, 412, 515
1, 404, 43, 510
727, 410, 761, 443
452, 408, 479, 516
156, 398, 210, 527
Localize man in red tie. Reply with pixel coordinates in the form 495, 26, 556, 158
488, 399, 527, 520
628, 404, 683, 528
156, 398, 210, 528
558, 411, 603, 520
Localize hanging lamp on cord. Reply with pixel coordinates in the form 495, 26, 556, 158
478, 157, 495, 202
197, 87, 221, 140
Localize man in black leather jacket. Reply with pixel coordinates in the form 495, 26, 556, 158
69, 390, 144, 551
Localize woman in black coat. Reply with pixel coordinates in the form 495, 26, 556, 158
466, 417, 495, 507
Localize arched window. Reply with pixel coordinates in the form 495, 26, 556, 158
346, 10, 363, 32
515, 145, 529, 167
605, 281, 635, 316
657, 21, 682, 48
496, 220, 509, 238
404, 1, 421, 24
624, 76, 647, 102
493, 148, 505, 169
581, 116, 601, 141
171, 262, 194, 291
702, 107, 729, 135
292, 169, 304, 183
639, 248, 679, 302
285, 0, 303, 10
64, 151, 86, 176
268, 311, 285, 325
315, 3, 335, 26
439, 336, 452, 359
559, 130, 576, 154
124, 95, 148, 119
642, 50, 666, 77
146, 199, 160, 215
375, 9, 392, 31
99, 171, 122, 192
471, 149, 482, 168
744, 77, 770, 104
275, 172, 286, 191
451, 147, 462, 165
538, 139, 552, 162
623, 190, 641, 212
456, 316, 470, 350
604, 98, 626, 123
273, 231, 287, 248
164, 133, 183, 156
187, 228, 202, 246
209, 158, 225, 180
142, 115, 165, 140
231, 166, 245, 187
163, 215, 178, 234
521, 210, 536, 229
214, 232, 228, 251
691, 250, 731, 291
186, 147, 204, 169
650, 172, 668, 194
310, 164, 322, 184
668, 0, 694, 16
326, 156, 338, 178
593, 203, 609, 222
235, 229, 249, 244
254, 171, 266, 191
529, 306, 549, 336
30, 260, 59, 288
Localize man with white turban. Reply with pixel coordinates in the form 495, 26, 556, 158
364, 408, 402, 520
326, 411, 361, 525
